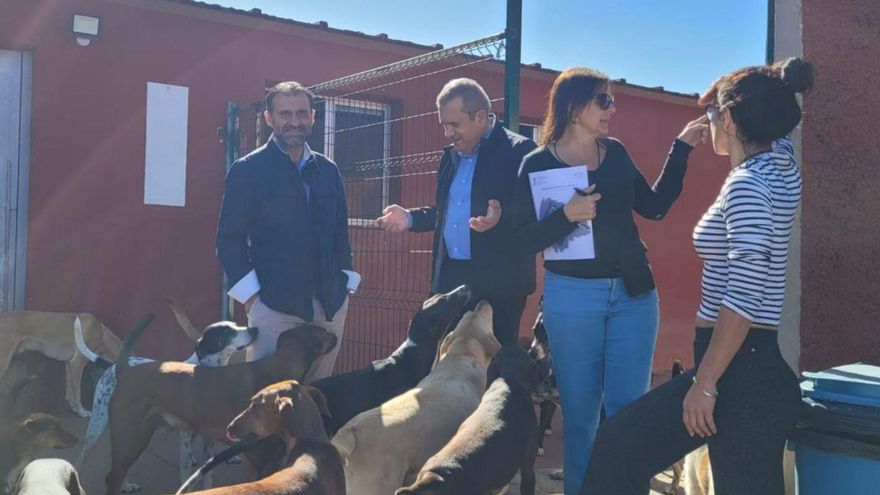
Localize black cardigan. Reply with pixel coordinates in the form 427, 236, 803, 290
512, 138, 693, 296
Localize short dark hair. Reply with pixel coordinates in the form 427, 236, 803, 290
265, 81, 316, 113
541, 67, 610, 146
436, 78, 491, 119
713, 58, 814, 145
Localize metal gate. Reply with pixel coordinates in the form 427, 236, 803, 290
224, 33, 510, 372
0, 49, 31, 312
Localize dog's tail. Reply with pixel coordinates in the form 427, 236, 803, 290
175, 438, 261, 494
672, 359, 684, 378
74, 317, 114, 369
165, 297, 201, 341
116, 314, 156, 370
330, 427, 356, 466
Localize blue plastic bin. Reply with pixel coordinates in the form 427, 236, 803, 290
793, 363, 880, 495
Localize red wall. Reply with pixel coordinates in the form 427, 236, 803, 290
1, 0, 429, 357
2, 0, 729, 371
800, 1, 880, 371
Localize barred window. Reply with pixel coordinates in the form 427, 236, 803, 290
308, 99, 391, 220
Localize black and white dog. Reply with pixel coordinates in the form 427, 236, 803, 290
312, 284, 472, 435
75, 315, 258, 492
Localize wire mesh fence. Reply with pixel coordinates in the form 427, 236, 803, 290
228, 33, 508, 373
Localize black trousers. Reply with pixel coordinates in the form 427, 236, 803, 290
435, 257, 528, 346
581, 327, 801, 495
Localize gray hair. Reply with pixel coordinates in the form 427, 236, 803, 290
265, 81, 316, 113
436, 78, 491, 119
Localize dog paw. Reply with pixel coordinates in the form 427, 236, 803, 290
71, 405, 91, 418
122, 482, 141, 493
544, 429, 552, 436
537, 447, 545, 457
226, 454, 243, 464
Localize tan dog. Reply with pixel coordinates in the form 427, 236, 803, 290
0, 301, 205, 419
1, 414, 79, 493
14, 458, 85, 495
180, 380, 345, 495
106, 322, 338, 495
332, 301, 501, 495
0, 311, 130, 417
684, 445, 712, 495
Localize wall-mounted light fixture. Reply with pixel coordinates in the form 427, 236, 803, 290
72, 14, 100, 47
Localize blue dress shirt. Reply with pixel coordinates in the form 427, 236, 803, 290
443, 124, 495, 260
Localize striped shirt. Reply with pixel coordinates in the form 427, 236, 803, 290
692, 137, 801, 326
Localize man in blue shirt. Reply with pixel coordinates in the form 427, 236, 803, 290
376, 78, 536, 344
216, 82, 359, 381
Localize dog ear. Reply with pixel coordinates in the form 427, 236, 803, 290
417, 471, 445, 493
24, 416, 52, 434
396, 471, 444, 495
301, 385, 331, 418
315, 330, 338, 355
277, 396, 296, 434
432, 329, 455, 369
67, 469, 85, 495
483, 333, 502, 359
487, 349, 504, 383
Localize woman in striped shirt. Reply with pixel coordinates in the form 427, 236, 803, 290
581, 57, 813, 495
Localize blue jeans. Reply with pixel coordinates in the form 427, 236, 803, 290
543, 272, 660, 495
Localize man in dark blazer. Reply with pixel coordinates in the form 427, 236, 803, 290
376, 78, 536, 344
216, 81, 359, 381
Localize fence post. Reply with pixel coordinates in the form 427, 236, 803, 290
504, 0, 522, 133
766, 0, 775, 63
221, 101, 237, 321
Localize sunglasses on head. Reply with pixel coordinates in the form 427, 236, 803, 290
704, 103, 727, 122
593, 93, 615, 111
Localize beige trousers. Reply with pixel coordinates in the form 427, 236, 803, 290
245, 296, 348, 383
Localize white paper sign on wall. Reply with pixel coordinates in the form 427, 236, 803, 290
144, 82, 188, 207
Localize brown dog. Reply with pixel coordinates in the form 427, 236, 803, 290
0, 311, 125, 417
683, 445, 712, 495
180, 380, 344, 495
105, 322, 337, 495
1, 413, 79, 493
332, 301, 501, 495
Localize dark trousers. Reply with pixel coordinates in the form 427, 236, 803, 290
435, 257, 527, 345
581, 327, 801, 495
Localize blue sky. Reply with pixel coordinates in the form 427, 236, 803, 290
212, 0, 769, 95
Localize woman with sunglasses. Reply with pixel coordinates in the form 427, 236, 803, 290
512, 67, 706, 494
580, 57, 813, 495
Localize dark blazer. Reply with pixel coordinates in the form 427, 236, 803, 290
409, 121, 537, 297
216, 140, 353, 321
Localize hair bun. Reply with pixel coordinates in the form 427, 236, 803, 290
779, 57, 814, 94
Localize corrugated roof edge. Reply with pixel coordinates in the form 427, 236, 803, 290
160, 0, 699, 101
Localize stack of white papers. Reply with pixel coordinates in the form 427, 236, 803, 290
528, 166, 596, 260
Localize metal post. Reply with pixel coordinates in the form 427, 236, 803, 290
766, 0, 775, 63
504, 0, 522, 133
221, 101, 237, 321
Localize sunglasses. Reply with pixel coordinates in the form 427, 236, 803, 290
594, 93, 615, 111
704, 104, 726, 122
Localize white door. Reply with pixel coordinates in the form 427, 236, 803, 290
0, 49, 31, 312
